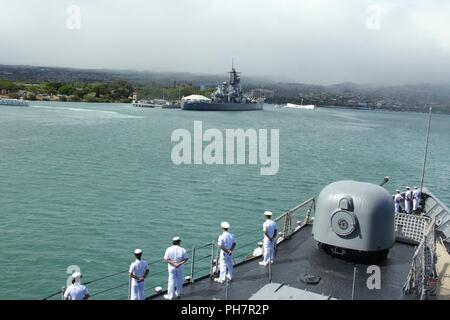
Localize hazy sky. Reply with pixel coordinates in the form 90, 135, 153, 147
1, 0, 449, 85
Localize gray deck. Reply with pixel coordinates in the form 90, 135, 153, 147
148, 224, 417, 300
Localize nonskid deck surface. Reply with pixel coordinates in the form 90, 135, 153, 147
148, 225, 416, 300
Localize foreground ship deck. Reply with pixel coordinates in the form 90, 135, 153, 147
148, 224, 416, 300
43, 183, 446, 301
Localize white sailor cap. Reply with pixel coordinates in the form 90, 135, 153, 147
396, 189, 400, 192
264, 211, 273, 216
414, 186, 417, 189
257, 241, 263, 246
406, 186, 410, 189
72, 272, 82, 279
221, 221, 230, 229
134, 249, 142, 255
172, 236, 181, 242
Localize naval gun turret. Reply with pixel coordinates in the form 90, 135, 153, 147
312, 180, 395, 262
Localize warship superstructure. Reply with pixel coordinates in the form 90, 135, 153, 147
145, 180, 446, 300
181, 64, 263, 111
43, 178, 449, 301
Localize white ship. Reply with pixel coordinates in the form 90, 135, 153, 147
284, 99, 316, 110
0, 98, 30, 107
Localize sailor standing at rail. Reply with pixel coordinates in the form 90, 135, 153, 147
214, 222, 236, 284
394, 190, 403, 213
259, 211, 277, 266
405, 186, 412, 214
63, 272, 90, 300
163, 236, 188, 300
129, 249, 149, 300
413, 186, 421, 212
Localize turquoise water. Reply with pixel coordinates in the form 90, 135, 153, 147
1, 102, 449, 299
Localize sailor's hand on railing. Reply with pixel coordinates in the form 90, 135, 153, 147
137, 277, 145, 283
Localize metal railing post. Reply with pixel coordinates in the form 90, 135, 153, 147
209, 241, 215, 278
268, 260, 272, 283
190, 246, 196, 283
225, 279, 229, 300
61, 287, 66, 300
128, 275, 131, 300
351, 267, 357, 300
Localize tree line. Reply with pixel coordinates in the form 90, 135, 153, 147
0, 79, 134, 103
0, 79, 215, 103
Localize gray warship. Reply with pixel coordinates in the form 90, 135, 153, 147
43, 178, 450, 301
180, 64, 264, 111
43, 110, 450, 301
146, 180, 448, 300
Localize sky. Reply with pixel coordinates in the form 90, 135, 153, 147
0, 0, 449, 85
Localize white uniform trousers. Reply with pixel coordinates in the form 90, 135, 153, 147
130, 282, 145, 300
263, 239, 275, 265
167, 266, 184, 299
395, 202, 401, 213
405, 199, 411, 213
413, 198, 419, 211
219, 255, 233, 281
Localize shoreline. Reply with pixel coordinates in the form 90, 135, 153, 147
20, 100, 450, 115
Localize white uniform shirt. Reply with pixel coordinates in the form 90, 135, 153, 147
164, 245, 188, 271
394, 193, 403, 204
64, 283, 89, 300
405, 190, 412, 200
413, 189, 420, 199
263, 220, 277, 242
129, 259, 148, 286
218, 231, 236, 258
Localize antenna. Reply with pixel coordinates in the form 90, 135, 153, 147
420, 107, 432, 192
232, 58, 234, 70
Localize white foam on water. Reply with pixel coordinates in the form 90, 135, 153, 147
30, 105, 143, 119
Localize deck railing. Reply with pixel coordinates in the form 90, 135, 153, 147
400, 213, 437, 299
43, 198, 316, 300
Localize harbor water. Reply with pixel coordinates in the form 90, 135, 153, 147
1, 102, 449, 299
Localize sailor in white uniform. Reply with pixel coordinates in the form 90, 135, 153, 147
405, 186, 412, 214
413, 186, 421, 212
163, 236, 189, 300
64, 272, 90, 300
259, 211, 277, 266
129, 249, 149, 300
394, 190, 403, 213
214, 221, 236, 283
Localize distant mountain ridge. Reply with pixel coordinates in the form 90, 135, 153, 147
1, 64, 449, 112
0, 64, 271, 87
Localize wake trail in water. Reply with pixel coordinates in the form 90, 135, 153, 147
30, 105, 143, 119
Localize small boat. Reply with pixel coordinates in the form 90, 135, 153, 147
0, 98, 30, 107
284, 101, 316, 110
132, 99, 170, 108
132, 100, 156, 108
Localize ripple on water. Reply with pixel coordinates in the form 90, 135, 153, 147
1, 104, 449, 299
